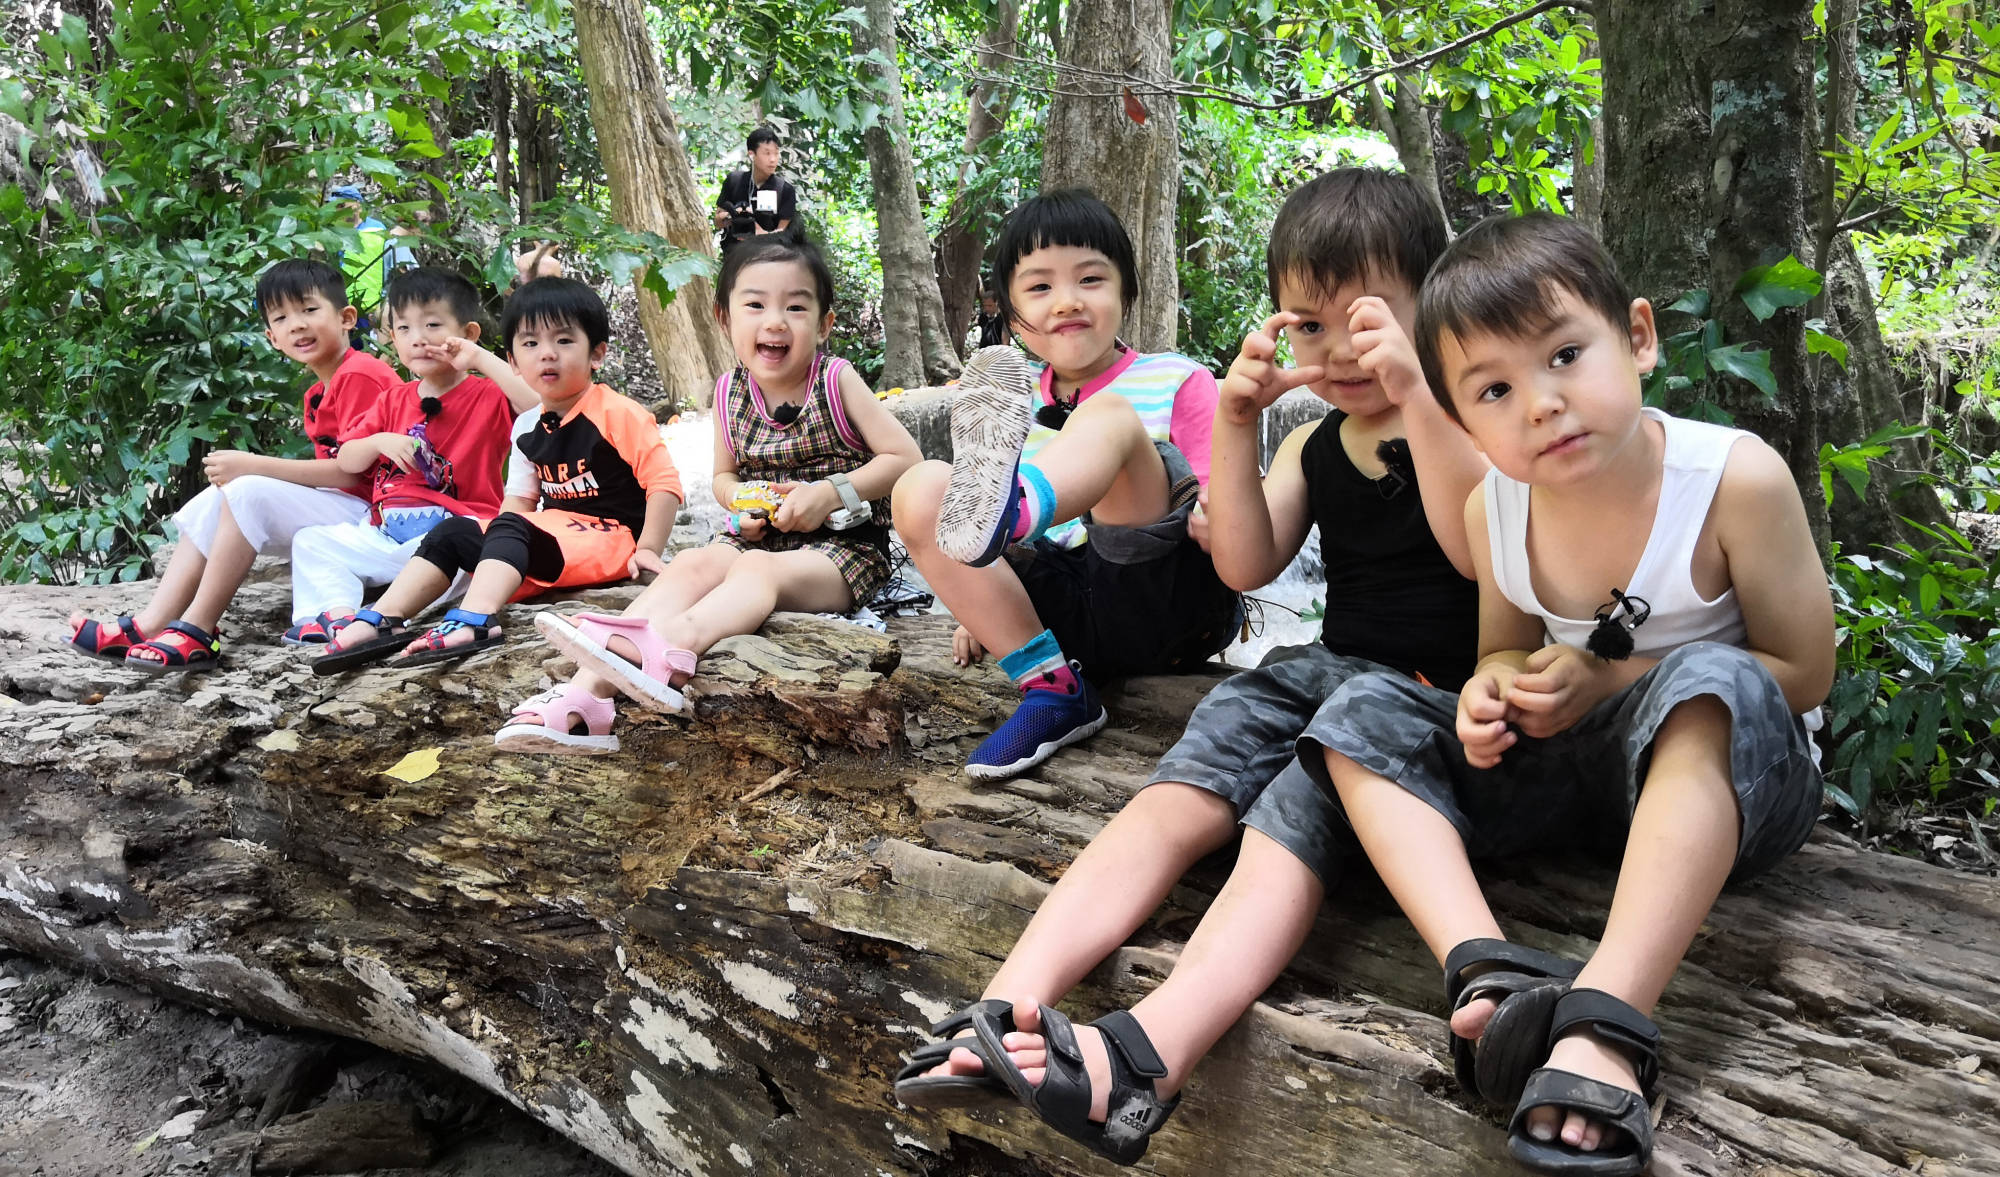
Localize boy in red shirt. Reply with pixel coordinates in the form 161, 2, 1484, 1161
284, 268, 540, 643
68, 259, 398, 671
315, 278, 683, 672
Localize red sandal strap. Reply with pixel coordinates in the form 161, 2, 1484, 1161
128, 621, 221, 666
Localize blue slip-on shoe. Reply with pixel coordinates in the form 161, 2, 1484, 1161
965, 678, 1109, 781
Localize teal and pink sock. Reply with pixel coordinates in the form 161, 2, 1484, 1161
1007, 463, 1058, 544
997, 628, 1079, 695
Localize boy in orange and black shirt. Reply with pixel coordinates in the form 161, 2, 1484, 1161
315, 278, 683, 673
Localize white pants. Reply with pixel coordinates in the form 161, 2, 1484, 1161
290, 519, 466, 624
173, 478, 369, 558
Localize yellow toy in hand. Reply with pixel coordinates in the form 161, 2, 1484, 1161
729, 480, 786, 518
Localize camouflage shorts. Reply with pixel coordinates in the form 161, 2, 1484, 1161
1300, 641, 1823, 881
1144, 643, 1391, 886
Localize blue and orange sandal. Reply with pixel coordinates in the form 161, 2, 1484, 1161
393, 609, 504, 668
283, 610, 356, 646
123, 621, 223, 674
69, 615, 147, 661
311, 609, 412, 676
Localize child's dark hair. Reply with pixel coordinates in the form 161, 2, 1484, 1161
255, 259, 348, 318
1415, 212, 1634, 421
714, 236, 837, 317
1266, 168, 1448, 309
747, 125, 779, 153
385, 267, 483, 329
991, 189, 1138, 330
501, 277, 611, 351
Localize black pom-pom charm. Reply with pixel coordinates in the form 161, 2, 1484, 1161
1585, 588, 1651, 661
420, 395, 443, 419
1036, 402, 1072, 431
770, 401, 802, 426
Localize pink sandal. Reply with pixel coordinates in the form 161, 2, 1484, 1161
534, 611, 697, 715
493, 683, 619, 755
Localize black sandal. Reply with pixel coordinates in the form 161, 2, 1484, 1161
972, 1003, 1179, 1165
393, 609, 504, 667
1507, 989, 1661, 1177
892, 998, 1016, 1110
1444, 938, 1583, 1107
310, 609, 412, 676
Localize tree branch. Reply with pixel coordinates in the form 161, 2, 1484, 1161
904, 0, 1595, 114
1835, 205, 1899, 233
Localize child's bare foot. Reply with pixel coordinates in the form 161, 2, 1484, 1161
1523, 1028, 1642, 1151
1449, 993, 1501, 1041
993, 996, 1138, 1123
332, 617, 379, 649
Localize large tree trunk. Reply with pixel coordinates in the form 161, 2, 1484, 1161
1041, 0, 1180, 352
489, 69, 513, 217
1597, 0, 1710, 316
859, 0, 961, 389
1708, 0, 1826, 545
933, 0, 1021, 357
572, 0, 733, 410
1, 579, 1997, 1177
1369, 72, 1449, 230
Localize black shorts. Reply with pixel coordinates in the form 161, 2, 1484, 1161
1007, 498, 1240, 683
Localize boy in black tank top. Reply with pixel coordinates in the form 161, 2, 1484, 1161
893, 170, 1489, 1163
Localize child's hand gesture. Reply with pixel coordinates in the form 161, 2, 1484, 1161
627, 547, 668, 581
1507, 644, 1615, 738
369, 432, 421, 474
1347, 296, 1427, 407
431, 336, 483, 375
1456, 663, 1521, 768
770, 480, 837, 532
731, 513, 769, 542
1220, 312, 1326, 426
203, 450, 259, 487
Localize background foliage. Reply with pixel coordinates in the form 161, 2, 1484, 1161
3, 0, 1999, 836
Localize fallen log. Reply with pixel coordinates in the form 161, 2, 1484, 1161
0, 576, 1995, 1177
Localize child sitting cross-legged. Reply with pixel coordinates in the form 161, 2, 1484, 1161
1311, 213, 1834, 1176
496, 235, 920, 754
313, 277, 683, 673
67, 259, 399, 670
891, 169, 1491, 1165
893, 189, 1241, 782
282, 266, 539, 645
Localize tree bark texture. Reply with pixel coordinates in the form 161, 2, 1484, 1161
571, 0, 733, 410
490, 69, 514, 217
933, 0, 1021, 358
1, 575, 1997, 1177
1596, 0, 1710, 315
1708, 0, 1826, 545
859, 0, 962, 389
515, 70, 563, 217
1040, 0, 1180, 352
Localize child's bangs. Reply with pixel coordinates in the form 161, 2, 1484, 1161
502, 277, 609, 350
256, 259, 347, 316
1422, 268, 1572, 353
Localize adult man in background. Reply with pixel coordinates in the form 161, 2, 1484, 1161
712, 127, 795, 252
329, 185, 416, 338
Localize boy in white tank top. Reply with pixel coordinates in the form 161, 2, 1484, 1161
1305, 214, 1835, 1177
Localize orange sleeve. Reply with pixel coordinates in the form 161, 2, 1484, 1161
601, 388, 684, 502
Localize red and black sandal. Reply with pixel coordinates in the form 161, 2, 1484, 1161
69, 615, 147, 661
124, 621, 223, 673
283, 610, 356, 646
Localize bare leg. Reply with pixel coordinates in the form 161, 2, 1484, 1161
332, 560, 455, 647
995, 828, 1326, 1120
895, 460, 1043, 659
392, 559, 526, 655
567, 544, 742, 699
932, 784, 1238, 1077
97, 540, 203, 637
653, 549, 852, 654
1525, 696, 1738, 1150
179, 502, 259, 634
1018, 392, 1169, 528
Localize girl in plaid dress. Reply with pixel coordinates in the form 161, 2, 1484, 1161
496, 237, 922, 754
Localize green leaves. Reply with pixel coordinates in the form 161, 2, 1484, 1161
1733, 255, 1822, 321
